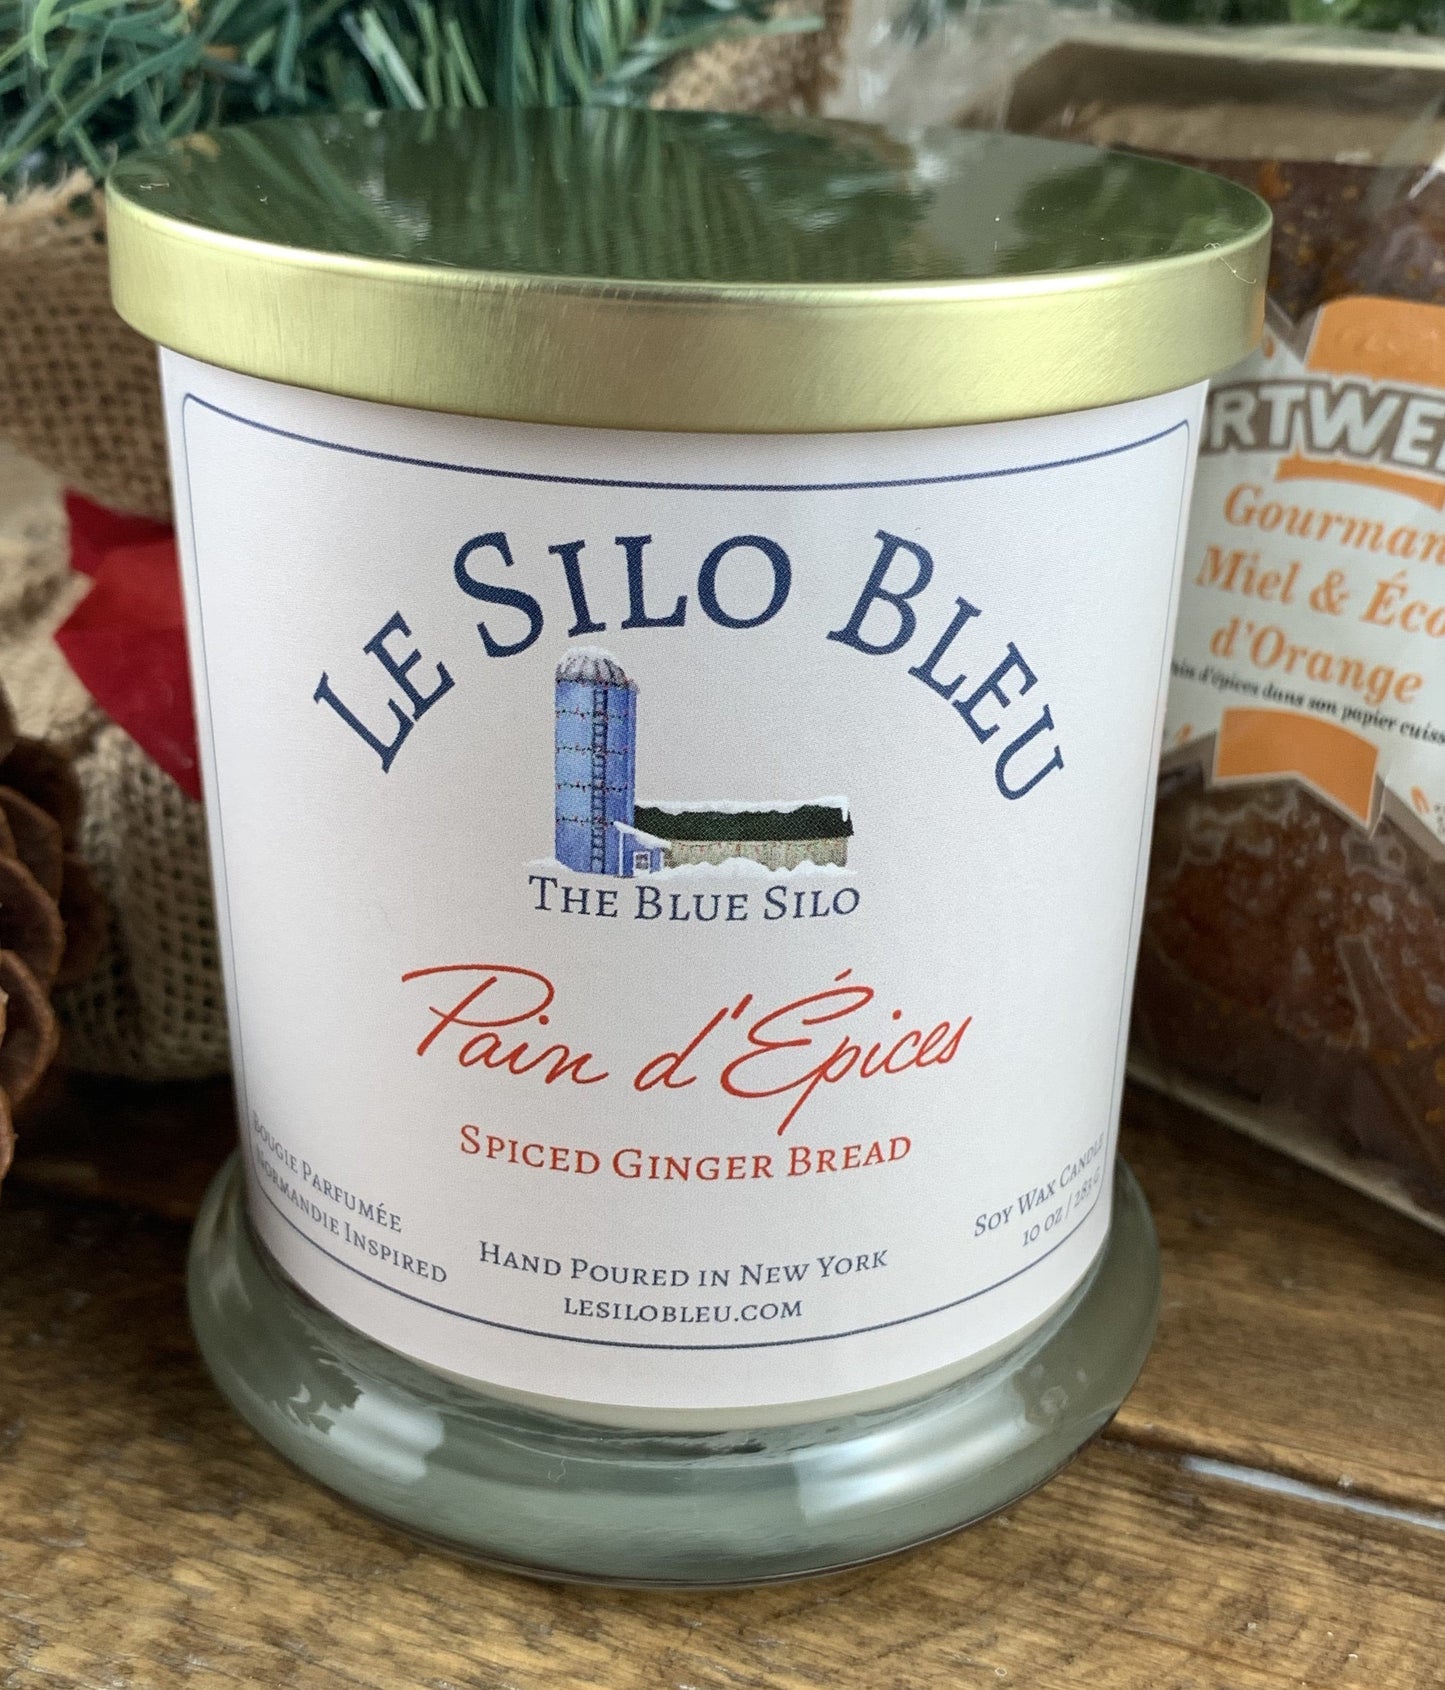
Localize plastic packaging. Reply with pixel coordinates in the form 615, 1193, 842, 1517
833, 8, 1445, 1230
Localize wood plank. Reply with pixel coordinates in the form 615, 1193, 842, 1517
8, 1071, 234, 1222
1, 1184, 1440, 1690
1118, 1088, 1445, 1512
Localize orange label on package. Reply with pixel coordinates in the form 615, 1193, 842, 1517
1213, 707, 1379, 825
1168, 295, 1445, 844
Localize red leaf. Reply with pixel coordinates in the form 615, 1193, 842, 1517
54, 512, 202, 803
63, 492, 173, 580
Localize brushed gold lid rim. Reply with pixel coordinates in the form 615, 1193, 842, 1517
106, 111, 1271, 432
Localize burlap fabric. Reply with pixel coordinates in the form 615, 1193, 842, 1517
0, 446, 227, 1079
0, 176, 172, 522
0, 8, 847, 1080
654, 0, 847, 113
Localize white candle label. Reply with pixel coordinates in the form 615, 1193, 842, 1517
164, 353, 1202, 1414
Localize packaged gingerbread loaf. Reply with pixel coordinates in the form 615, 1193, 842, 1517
988, 22, 1445, 1229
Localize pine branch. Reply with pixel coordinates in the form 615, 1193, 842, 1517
1, 0, 818, 186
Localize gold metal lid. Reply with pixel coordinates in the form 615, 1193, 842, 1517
107, 107, 1269, 433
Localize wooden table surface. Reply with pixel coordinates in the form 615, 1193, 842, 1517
2, 1083, 1443, 1690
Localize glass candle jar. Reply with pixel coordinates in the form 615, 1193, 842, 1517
107, 107, 1267, 1584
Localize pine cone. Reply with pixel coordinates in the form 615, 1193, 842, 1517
0, 680, 104, 1184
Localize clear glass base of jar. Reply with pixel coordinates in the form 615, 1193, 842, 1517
188, 1154, 1159, 1587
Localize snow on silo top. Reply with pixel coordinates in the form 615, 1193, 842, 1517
556, 647, 632, 686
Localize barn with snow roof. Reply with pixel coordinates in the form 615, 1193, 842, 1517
632, 800, 851, 870
553, 649, 850, 878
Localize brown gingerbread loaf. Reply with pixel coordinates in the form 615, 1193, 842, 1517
1138, 768, 1445, 1211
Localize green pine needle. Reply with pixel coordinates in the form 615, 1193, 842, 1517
2, 0, 819, 185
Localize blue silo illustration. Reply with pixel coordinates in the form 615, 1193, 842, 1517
555, 649, 638, 876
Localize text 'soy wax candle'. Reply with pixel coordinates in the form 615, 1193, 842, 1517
107, 108, 1267, 1584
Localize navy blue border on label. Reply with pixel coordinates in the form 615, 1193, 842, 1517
184, 392, 1187, 492
179, 389, 1188, 1354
